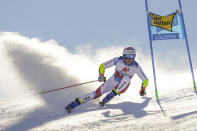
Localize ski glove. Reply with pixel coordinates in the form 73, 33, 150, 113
98, 74, 106, 82
139, 88, 146, 96
139, 79, 148, 96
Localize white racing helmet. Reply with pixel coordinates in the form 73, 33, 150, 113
122, 47, 136, 60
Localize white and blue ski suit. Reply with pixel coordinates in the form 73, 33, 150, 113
76, 56, 148, 105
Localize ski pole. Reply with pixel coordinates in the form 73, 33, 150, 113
39, 80, 98, 94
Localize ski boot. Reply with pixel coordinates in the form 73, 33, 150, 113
64, 98, 81, 113
99, 89, 118, 107
65, 107, 71, 113
99, 100, 107, 107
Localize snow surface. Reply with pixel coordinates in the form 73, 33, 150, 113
0, 32, 197, 131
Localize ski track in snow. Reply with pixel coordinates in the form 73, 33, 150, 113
0, 32, 197, 131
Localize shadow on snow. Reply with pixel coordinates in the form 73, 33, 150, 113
101, 97, 153, 118
171, 110, 197, 120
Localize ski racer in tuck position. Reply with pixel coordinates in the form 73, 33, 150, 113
65, 47, 148, 113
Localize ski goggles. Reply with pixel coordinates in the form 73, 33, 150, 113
124, 54, 135, 59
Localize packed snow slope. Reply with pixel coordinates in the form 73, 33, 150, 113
0, 32, 197, 131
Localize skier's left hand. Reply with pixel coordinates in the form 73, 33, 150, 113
139, 88, 146, 96
140, 79, 148, 96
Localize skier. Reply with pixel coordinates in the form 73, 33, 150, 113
65, 47, 148, 113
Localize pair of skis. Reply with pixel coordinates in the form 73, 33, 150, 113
65, 101, 106, 113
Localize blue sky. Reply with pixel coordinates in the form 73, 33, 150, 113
1, 0, 195, 47
0, 0, 196, 65
0, 0, 148, 50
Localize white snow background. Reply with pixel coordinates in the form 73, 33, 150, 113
0, 32, 197, 131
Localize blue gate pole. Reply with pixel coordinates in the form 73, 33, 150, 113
178, 0, 196, 91
145, 0, 159, 100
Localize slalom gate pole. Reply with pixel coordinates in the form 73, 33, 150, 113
145, 0, 159, 100
39, 80, 98, 94
178, 0, 196, 91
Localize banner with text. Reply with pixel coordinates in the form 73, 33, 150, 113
149, 11, 185, 40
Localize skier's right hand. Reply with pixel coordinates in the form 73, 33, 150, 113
98, 74, 106, 82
